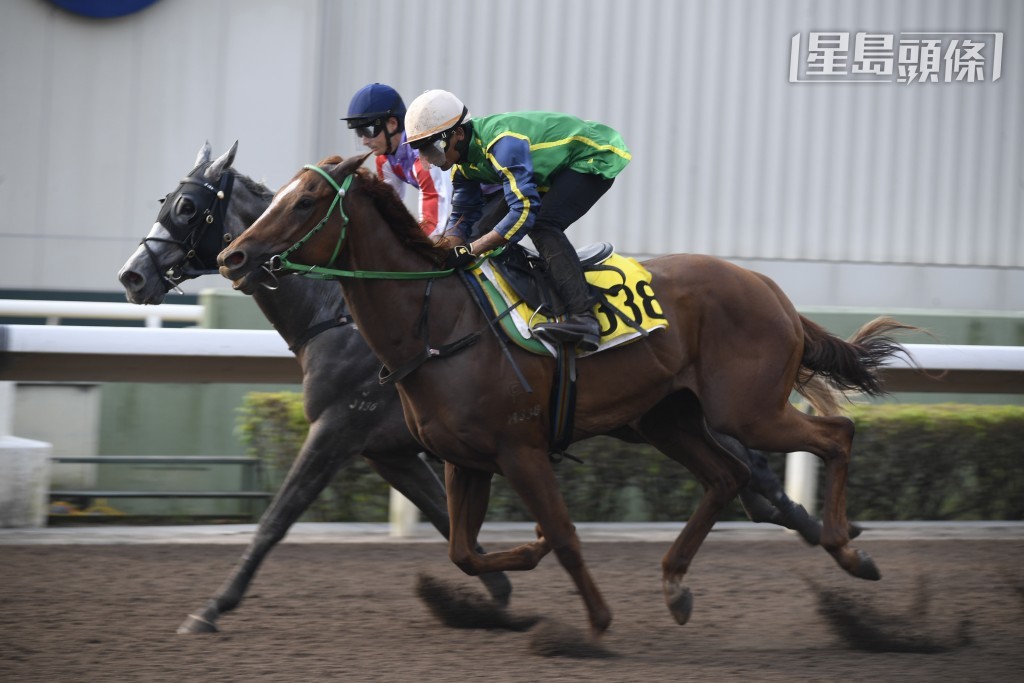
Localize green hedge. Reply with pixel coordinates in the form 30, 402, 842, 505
839, 404, 1024, 520
238, 393, 1024, 522
237, 393, 392, 522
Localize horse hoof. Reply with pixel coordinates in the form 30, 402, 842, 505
177, 613, 219, 634
663, 581, 693, 625
852, 549, 881, 581
590, 610, 613, 636
481, 572, 513, 608
848, 522, 864, 540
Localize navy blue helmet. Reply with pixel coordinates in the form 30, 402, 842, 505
342, 83, 406, 137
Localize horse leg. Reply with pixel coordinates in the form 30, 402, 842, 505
177, 418, 358, 634
614, 424, 842, 543
708, 429, 824, 544
497, 451, 613, 635
633, 395, 751, 626
364, 454, 512, 606
741, 456, 824, 546
737, 448, 862, 543
747, 442, 864, 542
736, 405, 879, 581
444, 462, 552, 575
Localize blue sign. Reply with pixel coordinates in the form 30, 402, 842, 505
49, 0, 161, 19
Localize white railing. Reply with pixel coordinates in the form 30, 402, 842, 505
0, 299, 202, 328
0, 325, 297, 383
3, 323, 1023, 391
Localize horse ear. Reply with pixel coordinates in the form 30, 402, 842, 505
194, 141, 213, 168
330, 152, 372, 182
206, 140, 239, 181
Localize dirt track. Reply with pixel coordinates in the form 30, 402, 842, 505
1, 536, 1022, 682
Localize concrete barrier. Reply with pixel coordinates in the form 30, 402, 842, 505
0, 435, 52, 528
0, 382, 51, 528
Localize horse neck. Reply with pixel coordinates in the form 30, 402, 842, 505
224, 171, 272, 236
336, 194, 473, 367
229, 172, 348, 356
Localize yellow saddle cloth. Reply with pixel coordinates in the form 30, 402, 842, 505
472, 252, 669, 357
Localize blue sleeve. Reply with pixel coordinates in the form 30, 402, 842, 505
445, 169, 483, 240
487, 136, 540, 243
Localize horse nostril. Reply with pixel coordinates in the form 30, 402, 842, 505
120, 270, 144, 289
223, 250, 246, 268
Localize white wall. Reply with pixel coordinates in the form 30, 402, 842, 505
1, 0, 1021, 310
0, 0, 323, 292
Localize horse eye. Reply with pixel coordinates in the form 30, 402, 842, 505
295, 197, 314, 211
177, 197, 196, 216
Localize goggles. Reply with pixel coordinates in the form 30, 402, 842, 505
348, 118, 385, 139
410, 133, 449, 167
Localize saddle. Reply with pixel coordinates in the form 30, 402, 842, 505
468, 242, 668, 358
488, 242, 614, 317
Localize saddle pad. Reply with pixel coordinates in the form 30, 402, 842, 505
474, 253, 668, 357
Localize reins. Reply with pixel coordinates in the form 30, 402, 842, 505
272, 162, 533, 392
270, 164, 459, 281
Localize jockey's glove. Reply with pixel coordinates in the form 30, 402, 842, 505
442, 245, 475, 270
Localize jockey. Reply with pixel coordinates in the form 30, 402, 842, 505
404, 89, 631, 353
341, 83, 452, 236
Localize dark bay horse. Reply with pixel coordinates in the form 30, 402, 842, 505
119, 142, 828, 635
218, 155, 913, 634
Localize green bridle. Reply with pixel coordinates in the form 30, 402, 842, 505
269, 164, 463, 280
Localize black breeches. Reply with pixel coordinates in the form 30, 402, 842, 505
534, 169, 614, 235
529, 171, 614, 313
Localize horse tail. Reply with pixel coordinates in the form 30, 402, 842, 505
797, 316, 917, 400
794, 372, 843, 417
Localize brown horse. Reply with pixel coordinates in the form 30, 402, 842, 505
219, 155, 913, 635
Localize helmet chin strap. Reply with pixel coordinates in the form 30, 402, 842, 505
453, 120, 473, 157
384, 119, 400, 155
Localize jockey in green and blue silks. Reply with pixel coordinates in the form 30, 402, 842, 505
405, 89, 631, 352
442, 111, 630, 243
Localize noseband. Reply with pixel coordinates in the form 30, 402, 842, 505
268, 164, 353, 277
143, 163, 235, 290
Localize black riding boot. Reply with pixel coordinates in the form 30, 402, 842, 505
531, 240, 600, 352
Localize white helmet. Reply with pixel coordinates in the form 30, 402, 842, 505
405, 89, 472, 145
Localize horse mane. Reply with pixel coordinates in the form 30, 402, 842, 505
235, 172, 275, 202
313, 155, 447, 264
199, 161, 274, 203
